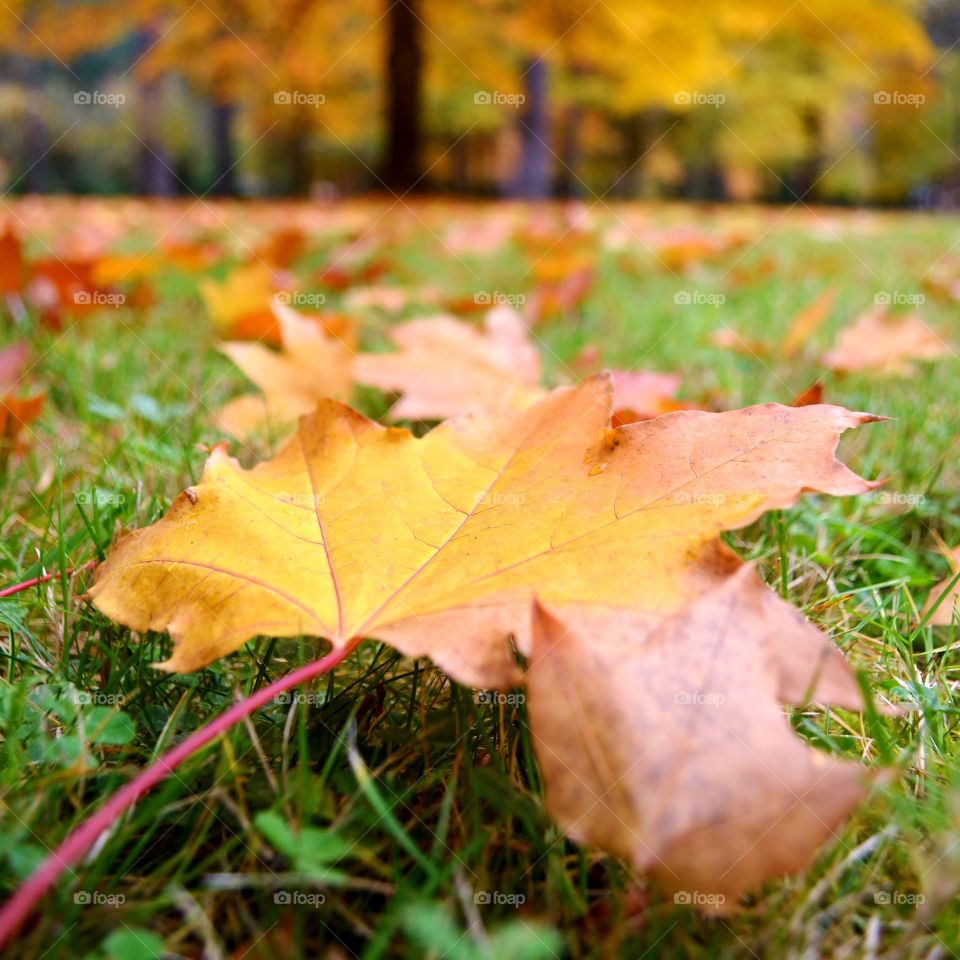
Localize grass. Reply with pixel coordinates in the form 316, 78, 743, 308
2, 198, 960, 959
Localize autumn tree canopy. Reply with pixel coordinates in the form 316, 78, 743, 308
0, 0, 943, 200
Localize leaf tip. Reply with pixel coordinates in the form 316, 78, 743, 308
854, 411, 890, 424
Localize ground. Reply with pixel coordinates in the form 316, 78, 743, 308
2, 199, 959, 959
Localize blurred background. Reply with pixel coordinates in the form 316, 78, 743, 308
0, 0, 958, 205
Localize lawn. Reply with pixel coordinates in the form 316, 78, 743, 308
2, 197, 959, 959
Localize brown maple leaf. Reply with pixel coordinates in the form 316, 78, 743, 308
823, 307, 950, 375
353, 307, 544, 420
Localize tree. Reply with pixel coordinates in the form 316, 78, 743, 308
383, 0, 424, 191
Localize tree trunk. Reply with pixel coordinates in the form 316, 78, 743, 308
613, 114, 641, 199
792, 107, 824, 201
285, 121, 311, 195
210, 100, 237, 196
24, 59, 50, 193
680, 115, 726, 202
137, 28, 176, 197
556, 103, 582, 198
614, 109, 661, 199
684, 162, 726, 202
383, 0, 423, 192
511, 57, 550, 199
24, 110, 49, 193
8, 54, 49, 192
450, 131, 470, 193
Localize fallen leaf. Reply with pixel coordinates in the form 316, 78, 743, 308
90, 378, 878, 676
89, 378, 880, 901
444, 212, 517, 255
256, 227, 307, 269
529, 250, 594, 286
712, 289, 835, 360
781, 289, 836, 358
792, 380, 824, 407
922, 547, 960, 625
608, 370, 686, 425
0, 345, 42, 451
649, 228, 747, 272
0, 343, 29, 392
162, 240, 225, 273
440, 294, 491, 316
570, 344, 604, 375
526, 268, 594, 325
571, 350, 692, 422
217, 304, 354, 439
823, 307, 950, 375
90, 378, 879, 675
353, 307, 544, 420
0, 390, 44, 465
23, 258, 100, 327
343, 285, 440, 313
90, 253, 163, 287
199, 262, 279, 341
922, 263, 960, 303
727, 254, 777, 289
528, 583, 868, 907
316, 241, 389, 290
710, 327, 767, 357
0, 225, 26, 296
226, 305, 686, 428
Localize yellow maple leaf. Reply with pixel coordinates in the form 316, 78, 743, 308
89, 376, 882, 902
